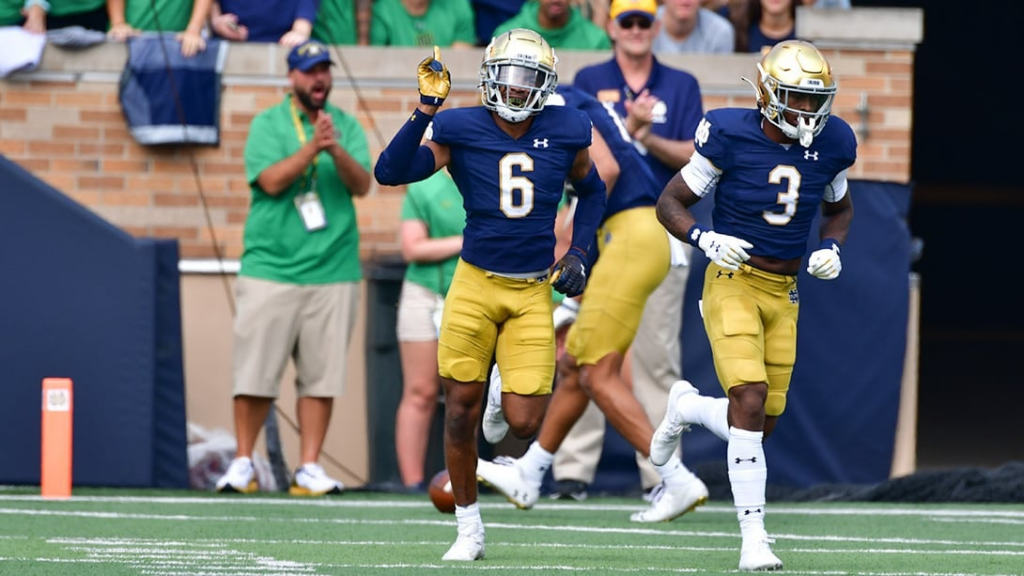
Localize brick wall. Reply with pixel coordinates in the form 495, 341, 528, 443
0, 8, 920, 260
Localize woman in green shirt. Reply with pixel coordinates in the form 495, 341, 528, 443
394, 169, 465, 490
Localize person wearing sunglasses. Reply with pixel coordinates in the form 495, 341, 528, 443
559, 0, 706, 516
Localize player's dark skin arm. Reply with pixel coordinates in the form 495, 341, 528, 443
656, 171, 699, 239
817, 194, 854, 246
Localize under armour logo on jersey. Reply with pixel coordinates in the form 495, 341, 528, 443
789, 288, 799, 304
804, 150, 820, 161
716, 270, 734, 279
735, 457, 758, 464
533, 138, 549, 148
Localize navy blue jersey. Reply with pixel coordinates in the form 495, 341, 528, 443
429, 105, 592, 274
553, 86, 661, 220
696, 108, 857, 260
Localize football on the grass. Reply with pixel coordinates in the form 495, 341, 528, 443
429, 469, 456, 514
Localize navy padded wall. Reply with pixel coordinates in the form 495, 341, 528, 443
0, 155, 187, 488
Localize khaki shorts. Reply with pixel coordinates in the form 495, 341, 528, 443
232, 276, 359, 398
396, 279, 443, 342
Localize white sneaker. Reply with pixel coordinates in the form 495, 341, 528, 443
739, 532, 783, 571
441, 521, 485, 561
215, 457, 258, 494
476, 456, 540, 509
629, 476, 709, 523
289, 463, 344, 496
482, 365, 509, 444
649, 380, 698, 466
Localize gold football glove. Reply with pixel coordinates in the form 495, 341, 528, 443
417, 45, 451, 106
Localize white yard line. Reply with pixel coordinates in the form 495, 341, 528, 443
1, 494, 1023, 519
0, 508, 1020, 551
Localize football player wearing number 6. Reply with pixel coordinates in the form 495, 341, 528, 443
374, 30, 608, 562
476, 85, 710, 524
653, 40, 856, 571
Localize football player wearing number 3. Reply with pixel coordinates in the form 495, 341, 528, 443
375, 30, 608, 561
654, 40, 856, 571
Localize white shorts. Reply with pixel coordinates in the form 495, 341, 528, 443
396, 279, 442, 342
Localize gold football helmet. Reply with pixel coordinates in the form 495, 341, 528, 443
480, 28, 558, 123
744, 40, 837, 147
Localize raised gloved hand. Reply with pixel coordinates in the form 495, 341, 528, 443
688, 225, 752, 271
417, 45, 450, 106
552, 297, 580, 331
550, 247, 588, 298
806, 240, 842, 279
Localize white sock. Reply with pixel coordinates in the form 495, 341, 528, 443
678, 394, 730, 441
454, 502, 482, 533
727, 426, 767, 539
653, 454, 698, 486
519, 442, 553, 485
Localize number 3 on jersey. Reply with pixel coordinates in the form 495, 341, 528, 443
697, 116, 801, 227
500, 152, 534, 218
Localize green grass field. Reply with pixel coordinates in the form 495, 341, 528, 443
1, 486, 1022, 575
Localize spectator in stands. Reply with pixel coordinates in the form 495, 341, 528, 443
107, 0, 212, 57
470, 0, 525, 45
493, 0, 611, 50
11, 0, 108, 33
394, 169, 465, 491
734, 0, 797, 54
556, 0, 703, 506
214, 40, 371, 497
312, 0, 372, 46
209, 0, 319, 47
3, 0, 41, 32
653, 0, 735, 54
370, 0, 476, 48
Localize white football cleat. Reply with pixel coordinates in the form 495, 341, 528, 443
442, 521, 485, 561
482, 365, 509, 444
739, 531, 783, 571
629, 476, 708, 523
649, 380, 698, 466
215, 457, 258, 494
289, 463, 344, 496
476, 456, 540, 509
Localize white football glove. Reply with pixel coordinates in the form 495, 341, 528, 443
807, 241, 842, 280
693, 229, 752, 271
552, 298, 580, 331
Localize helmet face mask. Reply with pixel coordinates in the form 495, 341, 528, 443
744, 40, 837, 147
480, 29, 558, 123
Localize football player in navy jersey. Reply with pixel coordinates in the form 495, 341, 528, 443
374, 29, 608, 562
652, 40, 856, 571
476, 85, 710, 523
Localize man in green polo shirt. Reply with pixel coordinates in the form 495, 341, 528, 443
215, 40, 372, 497
492, 0, 610, 50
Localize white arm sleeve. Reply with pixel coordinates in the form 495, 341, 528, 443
824, 168, 849, 203
679, 150, 721, 199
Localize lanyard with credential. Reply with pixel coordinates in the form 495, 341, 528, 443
290, 98, 319, 192
289, 98, 328, 231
